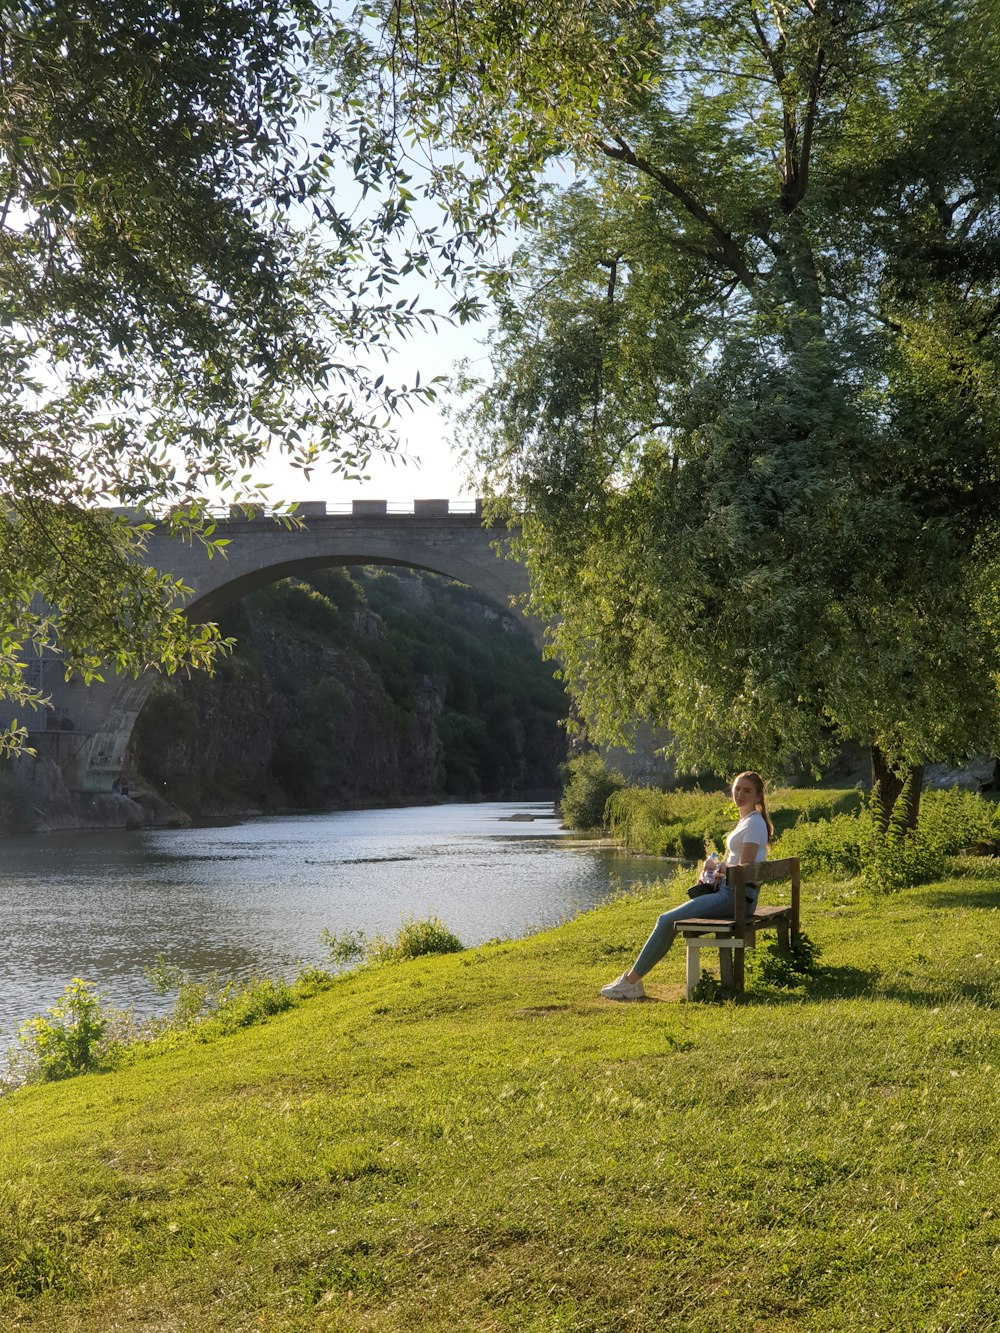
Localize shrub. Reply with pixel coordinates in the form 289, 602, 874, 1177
210, 977, 296, 1033
13, 978, 108, 1082
321, 915, 464, 970
144, 959, 297, 1033
747, 932, 822, 989
320, 928, 369, 968
859, 781, 946, 896
559, 752, 625, 830
371, 915, 464, 962
916, 786, 1000, 854
606, 787, 735, 857
772, 811, 865, 877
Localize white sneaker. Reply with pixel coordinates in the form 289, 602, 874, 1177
600, 973, 645, 1000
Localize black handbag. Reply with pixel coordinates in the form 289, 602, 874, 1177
686, 879, 717, 899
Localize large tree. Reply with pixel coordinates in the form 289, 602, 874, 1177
0, 0, 466, 746
385, 0, 1000, 806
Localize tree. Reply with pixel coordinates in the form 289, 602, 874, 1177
385, 0, 1000, 815
0, 0, 465, 746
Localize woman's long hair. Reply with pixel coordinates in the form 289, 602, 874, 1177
736, 771, 774, 844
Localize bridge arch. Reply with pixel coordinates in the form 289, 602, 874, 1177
164, 508, 530, 631
35, 504, 538, 792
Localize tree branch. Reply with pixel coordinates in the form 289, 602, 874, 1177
593, 134, 756, 290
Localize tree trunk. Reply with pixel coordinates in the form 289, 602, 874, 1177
870, 746, 924, 831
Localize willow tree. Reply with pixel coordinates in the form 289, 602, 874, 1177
386, 0, 1000, 811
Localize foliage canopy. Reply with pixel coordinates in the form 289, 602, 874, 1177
0, 0, 482, 744
393, 0, 1000, 781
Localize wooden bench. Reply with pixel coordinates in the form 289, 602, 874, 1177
674, 857, 801, 999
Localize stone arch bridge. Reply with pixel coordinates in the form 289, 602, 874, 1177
30, 500, 533, 793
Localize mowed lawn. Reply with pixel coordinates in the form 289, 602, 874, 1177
2, 861, 999, 1332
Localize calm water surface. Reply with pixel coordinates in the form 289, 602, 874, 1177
1, 802, 669, 1039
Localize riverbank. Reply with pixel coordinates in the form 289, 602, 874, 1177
0, 754, 192, 837
3, 859, 999, 1330
0, 752, 561, 838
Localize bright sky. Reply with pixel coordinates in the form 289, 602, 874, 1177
257, 313, 488, 507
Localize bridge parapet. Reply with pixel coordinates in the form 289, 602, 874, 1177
110, 499, 488, 522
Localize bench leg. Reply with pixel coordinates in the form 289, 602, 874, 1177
732, 944, 745, 995
777, 922, 790, 952
685, 943, 700, 1000
719, 947, 734, 991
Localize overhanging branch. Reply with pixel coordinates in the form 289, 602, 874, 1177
593, 134, 757, 292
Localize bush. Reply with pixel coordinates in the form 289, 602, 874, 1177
858, 781, 946, 896
606, 787, 735, 857
12, 978, 108, 1082
916, 786, 1000, 854
775, 785, 1000, 893
144, 959, 297, 1034
371, 915, 464, 962
772, 811, 865, 877
747, 932, 822, 989
559, 752, 625, 830
322, 915, 464, 970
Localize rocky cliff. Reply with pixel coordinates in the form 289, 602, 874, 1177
126, 566, 567, 819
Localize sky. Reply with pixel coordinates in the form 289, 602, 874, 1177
257, 313, 487, 508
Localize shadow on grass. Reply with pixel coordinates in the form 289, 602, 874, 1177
913, 881, 1000, 911
739, 965, 999, 1010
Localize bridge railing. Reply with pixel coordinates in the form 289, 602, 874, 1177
109, 499, 486, 521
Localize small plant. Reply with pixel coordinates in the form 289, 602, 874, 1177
559, 751, 625, 830
687, 969, 724, 1003
13, 978, 108, 1082
321, 915, 464, 970
320, 928, 369, 968
145, 957, 222, 1027
371, 914, 464, 962
143, 958, 296, 1033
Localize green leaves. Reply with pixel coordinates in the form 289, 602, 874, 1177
0, 0, 488, 746
453, 1, 1000, 785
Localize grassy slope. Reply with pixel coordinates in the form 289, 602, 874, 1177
3, 863, 1000, 1332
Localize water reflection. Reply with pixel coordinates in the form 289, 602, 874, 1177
0, 802, 669, 1038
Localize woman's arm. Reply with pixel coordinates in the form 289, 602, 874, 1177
736, 842, 760, 865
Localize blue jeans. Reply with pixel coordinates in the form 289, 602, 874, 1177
632, 885, 758, 978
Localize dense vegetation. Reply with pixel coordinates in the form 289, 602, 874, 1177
131, 567, 567, 814
3, 847, 1000, 1330
446, 0, 1000, 817
603, 782, 1000, 898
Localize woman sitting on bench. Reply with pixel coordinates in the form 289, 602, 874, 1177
601, 771, 774, 1001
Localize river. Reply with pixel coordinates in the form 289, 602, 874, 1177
0, 801, 670, 1043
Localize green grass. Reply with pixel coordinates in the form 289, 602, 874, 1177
3, 859, 1000, 1331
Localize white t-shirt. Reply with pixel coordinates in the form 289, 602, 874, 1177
724, 812, 769, 868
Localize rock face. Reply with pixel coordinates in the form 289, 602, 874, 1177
125, 566, 567, 821
3, 753, 189, 835
925, 757, 998, 792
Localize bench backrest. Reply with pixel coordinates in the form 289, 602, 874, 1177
728, 857, 801, 934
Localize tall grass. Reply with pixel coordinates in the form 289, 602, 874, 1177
606, 785, 864, 859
